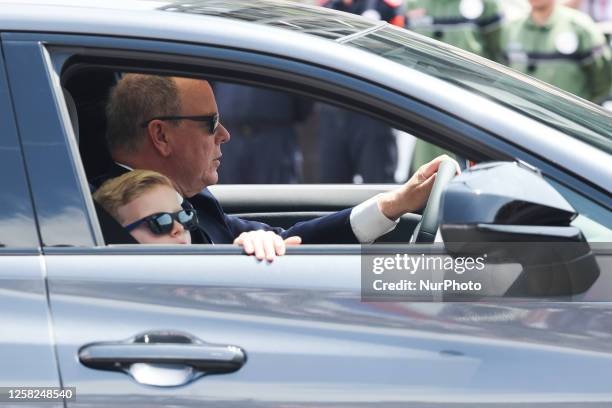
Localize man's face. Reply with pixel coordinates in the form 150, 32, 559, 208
529, 0, 554, 10
165, 79, 230, 197
116, 185, 192, 244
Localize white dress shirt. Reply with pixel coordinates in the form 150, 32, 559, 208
349, 193, 400, 243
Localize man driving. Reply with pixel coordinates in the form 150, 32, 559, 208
94, 74, 459, 258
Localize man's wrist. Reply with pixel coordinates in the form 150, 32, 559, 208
377, 189, 419, 220
350, 194, 400, 243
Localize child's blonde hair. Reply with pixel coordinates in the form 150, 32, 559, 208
93, 170, 176, 224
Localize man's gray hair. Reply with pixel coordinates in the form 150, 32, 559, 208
105, 74, 181, 154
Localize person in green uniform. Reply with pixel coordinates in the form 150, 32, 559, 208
502, 0, 612, 103
405, 0, 504, 60
404, 0, 504, 174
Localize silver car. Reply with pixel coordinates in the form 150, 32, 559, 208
0, 0, 611, 407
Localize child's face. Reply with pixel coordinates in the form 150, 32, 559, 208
116, 185, 192, 245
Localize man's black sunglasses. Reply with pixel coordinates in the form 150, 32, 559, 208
124, 209, 199, 235
140, 114, 220, 134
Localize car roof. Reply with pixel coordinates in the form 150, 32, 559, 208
0, 0, 379, 39
0, 1, 384, 68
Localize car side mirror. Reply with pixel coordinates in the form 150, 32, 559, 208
439, 162, 599, 297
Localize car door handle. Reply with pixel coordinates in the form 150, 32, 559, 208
78, 331, 246, 386
79, 342, 246, 372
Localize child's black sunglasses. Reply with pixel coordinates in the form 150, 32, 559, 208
124, 209, 199, 235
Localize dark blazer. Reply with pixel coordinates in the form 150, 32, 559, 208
92, 163, 358, 244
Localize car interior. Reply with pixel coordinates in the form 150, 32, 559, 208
57, 63, 497, 246
59, 60, 612, 248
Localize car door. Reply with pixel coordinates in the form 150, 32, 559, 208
0, 39, 62, 407
5, 32, 612, 408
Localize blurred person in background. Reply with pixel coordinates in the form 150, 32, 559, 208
502, 0, 612, 103
317, 0, 405, 183
320, 0, 406, 25
213, 83, 313, 184
403, 0, 503, 174
404, 0, 504, 60
563, 0, 612, 22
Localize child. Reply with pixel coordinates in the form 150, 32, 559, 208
93, 170, 194, 244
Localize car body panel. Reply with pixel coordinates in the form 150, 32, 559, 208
44, 248, 612, 407
0, 253, 63, 408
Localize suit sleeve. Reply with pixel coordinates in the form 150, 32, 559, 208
282, 208, 358, 244
224, 214, 284, 237
224, 208, 359, 244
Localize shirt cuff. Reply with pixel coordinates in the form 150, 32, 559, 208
349, 194, 400, 244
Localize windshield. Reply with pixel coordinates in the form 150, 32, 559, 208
347, 25, 612, 154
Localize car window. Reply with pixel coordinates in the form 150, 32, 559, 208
2, 38, 99, 248
0, 49, 39, 249
548, 179, 612, 242
62, 68, 611, 246
61, 68, 466, 246
0, 138, 38, 249
50, 43, 603, 247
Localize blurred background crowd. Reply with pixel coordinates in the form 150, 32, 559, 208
215, 0, 612, 185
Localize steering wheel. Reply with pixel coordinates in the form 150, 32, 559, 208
410, 160, 458, 243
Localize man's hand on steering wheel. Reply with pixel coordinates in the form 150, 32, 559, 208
377, 155, 461, 221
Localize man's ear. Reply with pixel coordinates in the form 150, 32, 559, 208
147, 120, 172, 157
